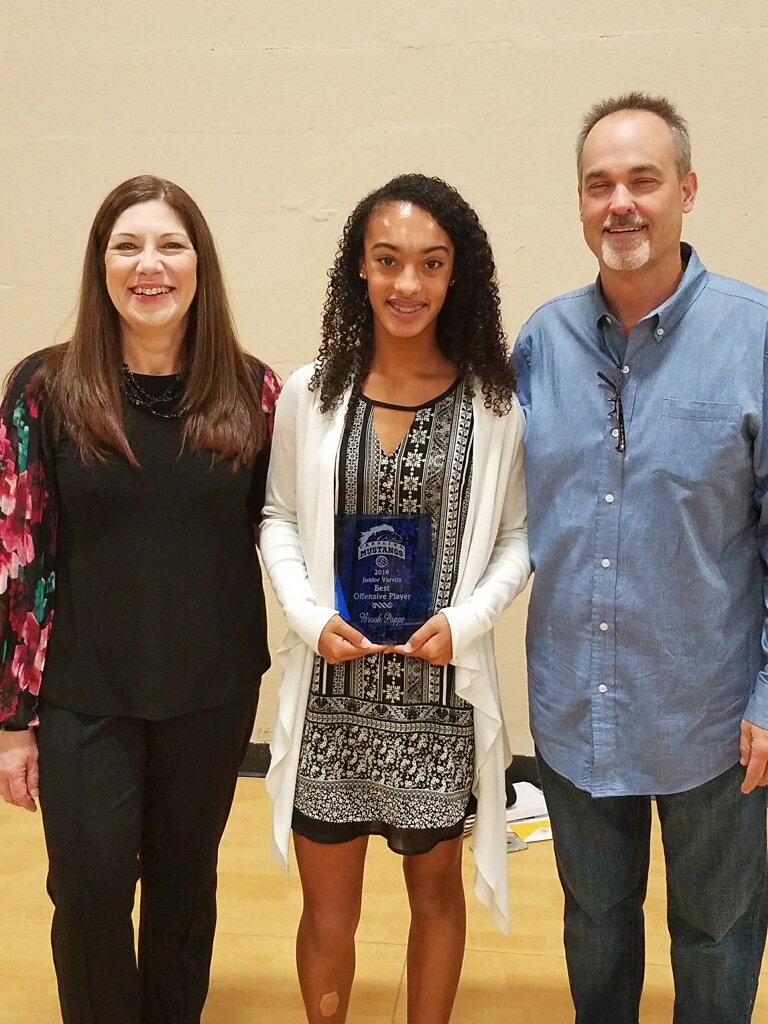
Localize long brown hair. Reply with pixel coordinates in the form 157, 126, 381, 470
44, 175, 266, 467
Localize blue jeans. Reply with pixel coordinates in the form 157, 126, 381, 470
536, 754, 768, 1024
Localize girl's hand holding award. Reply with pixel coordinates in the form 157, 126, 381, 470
392, 612, 453, 666
317, 615, 388, 664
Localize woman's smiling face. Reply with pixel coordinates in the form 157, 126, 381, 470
104, 199, 198, 345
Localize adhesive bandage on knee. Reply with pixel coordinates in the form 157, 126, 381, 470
319, 991, 340, 1017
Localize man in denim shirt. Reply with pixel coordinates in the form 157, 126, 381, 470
514, 93, 768, 1023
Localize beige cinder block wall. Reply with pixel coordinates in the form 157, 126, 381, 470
2, 2, 767, 753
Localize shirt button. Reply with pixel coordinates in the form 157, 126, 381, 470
605, 493, 615, 503
656, 327, 665, 337
598, 684, 608, 693
601, 558, 611, 568
621, 365, 630, 374
611, 428, 620, 438
599, 622, 609, 632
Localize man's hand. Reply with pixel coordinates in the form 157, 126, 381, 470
392, 613, 453, 666
0, 728, 39, 812
739, 719, 768, 794
318, 615, 387, 664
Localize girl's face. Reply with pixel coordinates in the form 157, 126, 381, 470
359, 201, 454, 348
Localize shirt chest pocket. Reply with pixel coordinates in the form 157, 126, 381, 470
652, 399, 745, 487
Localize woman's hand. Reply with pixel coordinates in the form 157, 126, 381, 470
0, 728, 39, 812
393, 613, 453, 665
318, 615, 387, 664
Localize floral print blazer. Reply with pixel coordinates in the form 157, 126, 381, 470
0, 354, 56, 729
0, 351, 281, 731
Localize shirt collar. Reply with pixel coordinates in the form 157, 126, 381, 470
592, 243, 709, 340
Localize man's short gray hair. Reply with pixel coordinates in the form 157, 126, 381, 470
576, 92, 691, 181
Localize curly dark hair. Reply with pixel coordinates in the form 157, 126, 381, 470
310, 173, 515, 415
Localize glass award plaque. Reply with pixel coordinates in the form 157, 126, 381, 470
334, 513, 433, 645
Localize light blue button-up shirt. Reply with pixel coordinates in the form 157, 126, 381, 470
514, 246, 768, 795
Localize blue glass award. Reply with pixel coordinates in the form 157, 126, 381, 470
334, 514, 433, 644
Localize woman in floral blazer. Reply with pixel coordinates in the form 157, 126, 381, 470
0, 175, 279, 1024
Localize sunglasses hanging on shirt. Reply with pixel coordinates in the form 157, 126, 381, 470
597, 370, 626, 454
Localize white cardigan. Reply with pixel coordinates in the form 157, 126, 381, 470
260, 364, 530, 932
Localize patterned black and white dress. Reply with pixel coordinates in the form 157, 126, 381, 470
292, 379, 475, 854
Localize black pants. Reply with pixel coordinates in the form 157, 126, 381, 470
36, 688, 258, 1024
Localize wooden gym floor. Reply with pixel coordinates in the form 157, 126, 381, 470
2, 777, 767, 1023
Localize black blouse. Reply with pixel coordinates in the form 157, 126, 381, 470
41, 373, 272, 720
